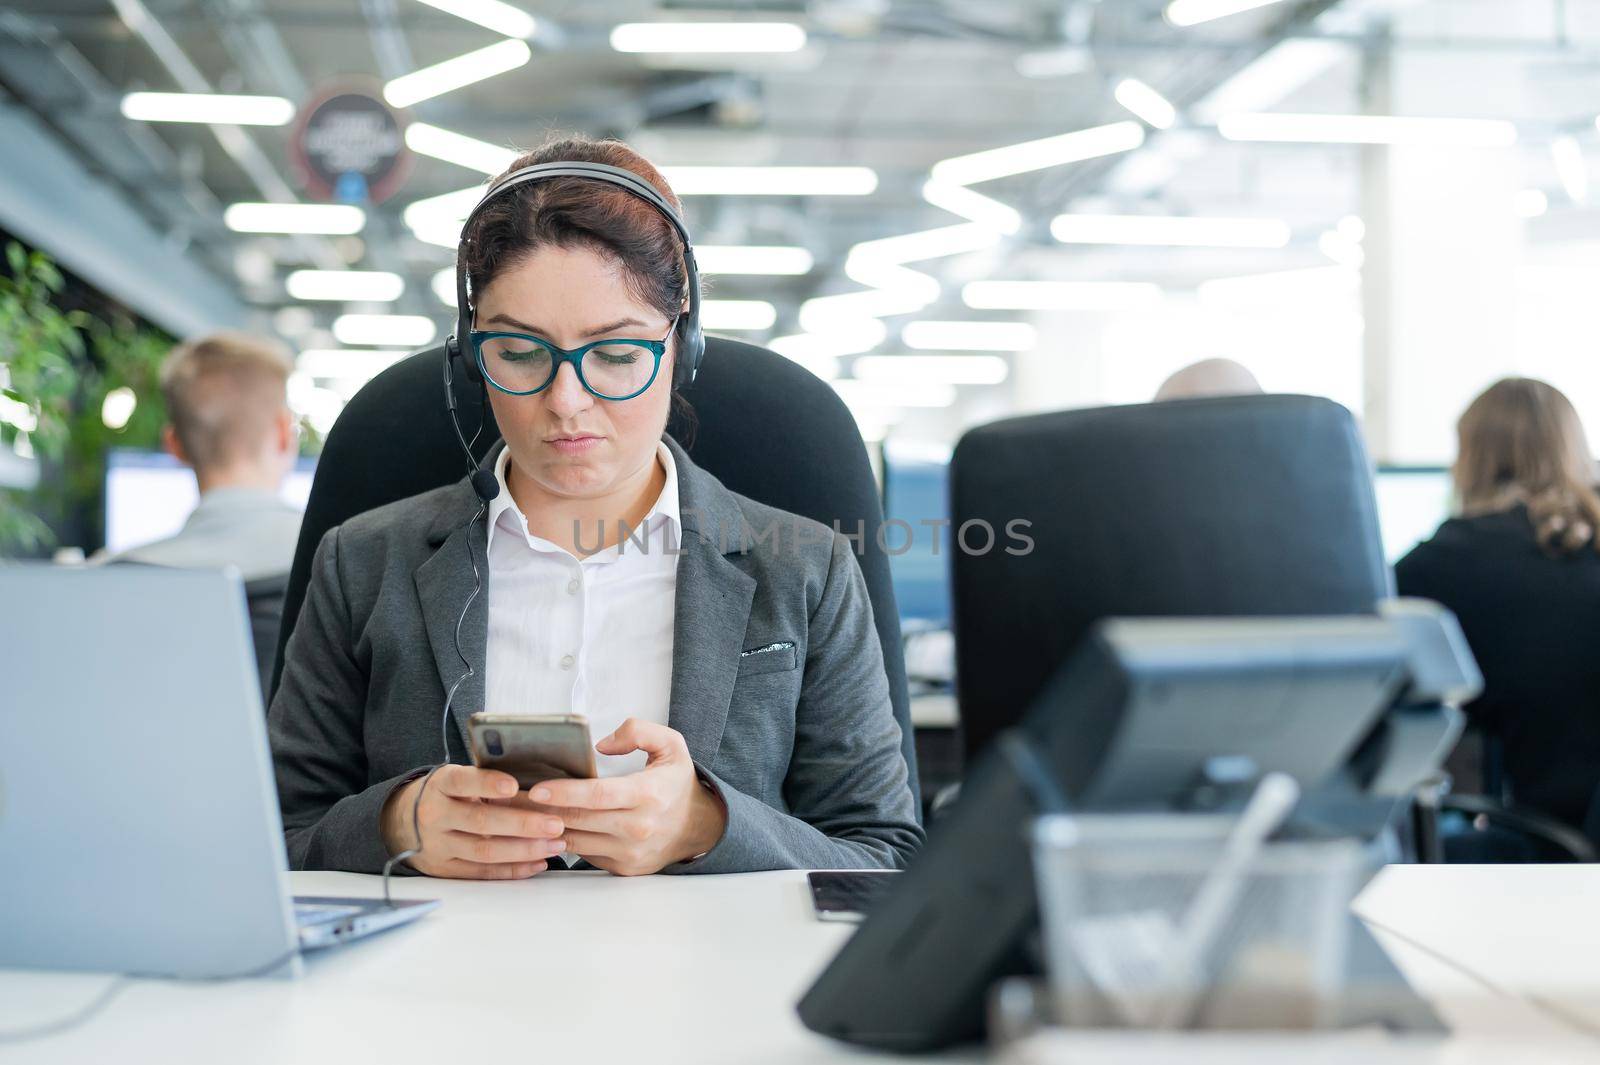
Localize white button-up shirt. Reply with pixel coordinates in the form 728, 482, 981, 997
484, 442, 680, 778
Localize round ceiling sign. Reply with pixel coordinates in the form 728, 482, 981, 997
291, 87, 411, 205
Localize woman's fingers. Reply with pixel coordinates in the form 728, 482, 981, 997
446, 832, 566, 864
441, 799, 563, 839
559, 828, 621, 860
437, 858, 549, 881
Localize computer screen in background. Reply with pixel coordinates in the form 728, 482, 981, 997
103, 448, 316, 554
880, 441, 952, 629
1373, 466, 1453, 564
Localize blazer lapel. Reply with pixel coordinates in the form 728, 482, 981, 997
665, 436, 757, 768
415, 483, 492, 753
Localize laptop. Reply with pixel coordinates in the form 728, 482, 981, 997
0, 565, 437, 979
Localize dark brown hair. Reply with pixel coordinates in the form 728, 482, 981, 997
160, 331, 292, 472
1454, 377, 1600, 555
461, 135, 696, 438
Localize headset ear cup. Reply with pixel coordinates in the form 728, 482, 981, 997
448, 333, 483, 384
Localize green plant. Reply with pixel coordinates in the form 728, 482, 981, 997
0, 241, 89, 553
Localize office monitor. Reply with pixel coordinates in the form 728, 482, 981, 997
1373, 466, 1452, 564
880, 441, 952, 627
103, 448, 316, 554
798, 614, 1459, 1052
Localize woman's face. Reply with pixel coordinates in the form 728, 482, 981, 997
474, 243, 675, 503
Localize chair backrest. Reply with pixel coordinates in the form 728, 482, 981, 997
242, 573, 288, 706
273, 335, 919, 805
949, 394, 1391, 761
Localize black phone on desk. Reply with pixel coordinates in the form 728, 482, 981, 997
467, 713, 596, 788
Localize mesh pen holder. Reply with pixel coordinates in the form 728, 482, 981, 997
1030, 814, 1371, 1032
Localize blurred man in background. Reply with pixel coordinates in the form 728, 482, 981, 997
110, 332, 302, 580
1154, 358, 1263, 402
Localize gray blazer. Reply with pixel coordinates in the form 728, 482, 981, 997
269, 435, 923, 874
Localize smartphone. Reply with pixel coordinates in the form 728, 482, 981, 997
466, 713, 597, 788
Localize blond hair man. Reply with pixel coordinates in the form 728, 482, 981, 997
112, 332, 302, 579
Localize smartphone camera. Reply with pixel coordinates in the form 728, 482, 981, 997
484, 729, 504, 758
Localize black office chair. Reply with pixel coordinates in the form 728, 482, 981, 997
949, 393, 1392, 763
270, 336, 920, 808
243, 573, 289, 707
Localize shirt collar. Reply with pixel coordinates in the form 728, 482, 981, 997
486, 440, 681, 557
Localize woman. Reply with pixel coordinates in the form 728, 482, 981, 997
1396, 377, 1600, 831
269, 136, 923, 877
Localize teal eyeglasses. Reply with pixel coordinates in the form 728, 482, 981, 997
470, 323, 674, 401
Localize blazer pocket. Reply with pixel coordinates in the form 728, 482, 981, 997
737, 639, 799, 676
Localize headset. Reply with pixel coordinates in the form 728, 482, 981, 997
441, 160, 706, 504
382, 160, 705, 893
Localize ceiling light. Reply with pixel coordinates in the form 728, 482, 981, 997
1114, 79, 1177, 130
1514, 189, 1549, 218
120, 92, 294, 126
1217, 113, 1517, 147
224, 203, 366, 235
333, 314, 437, 347
404, 123, 518, 175
660, 166, 878, 196
902, 321, 1037, 352
297, 349, 412, 379
962, 280, 1165, 311
1336, 215, 1365, 243
432, 267, 458, 307
701, 300, 777, 330
854, 355, 1009, 386
800, 290, 928, 329
1317, 230, 1365, 269
1552, 136, 1589, 204
1191, 40, 1349, 124
694, 246, 814, 275
769, 321, 887, 359
285, 270, 405, 302
610, 22, 806, 54
833, 380, 958, 409
403, 186, 483, 247
930, 121, 1145, 186
1015, 47, 1092, 80
413, 0, 539, 39
1050, 213, 1291, 248
850, 223, 1001, 265
1166, 0, 1290, 27
383, 39, 532, 109
920, 180, 1022, 234
101, 388, 137, 431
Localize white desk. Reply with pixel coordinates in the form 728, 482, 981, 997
6, 866, 1600, 1064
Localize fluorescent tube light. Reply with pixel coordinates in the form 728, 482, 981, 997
769, 322, 887, 359
333, 314, 437, 347
405, 123, 518, 175
799, 290, 927, 330
611, 22, 805, 54
121, 92, 294, 126
695, 246, 814, 275
902, 321, 1037, 352
850, 223, 1001, 265
403, 186, 484, 247
1050, 214, 1291, 248
414, 0, 539, 39
1552, 136, 1589, 204
1166, 0, 1290, 27
962, 280, 1165, 311
297, 349, 412, 379
701, 300, 777, 330
432, 268, 458, 307
854, 355, 1009, 386
1114, 79, 1177, 130
1317, 230, 1364, 269
930, 121, 1145, 186
660, 166, 877, 196
833, 380, 957, 409
1217, 112, 1517, 147
1197, 266, 1358, 308
1192, 40, 1349, 124
286, 270, 404, 302
1514, 189, 1549, 218
920, 180, 1022, 234
225, 203, 366, 235
383, 39, 531, 109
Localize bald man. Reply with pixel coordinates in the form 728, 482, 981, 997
1154, 358, 1263, 402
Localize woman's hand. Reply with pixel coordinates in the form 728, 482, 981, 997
381, 764, 567, 879
531, 719, 729, 876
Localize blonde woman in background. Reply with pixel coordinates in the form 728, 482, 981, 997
1396, 378, 1600, 841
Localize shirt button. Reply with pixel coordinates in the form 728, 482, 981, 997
567, 578, 579, 595
560, 654, 575, 670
